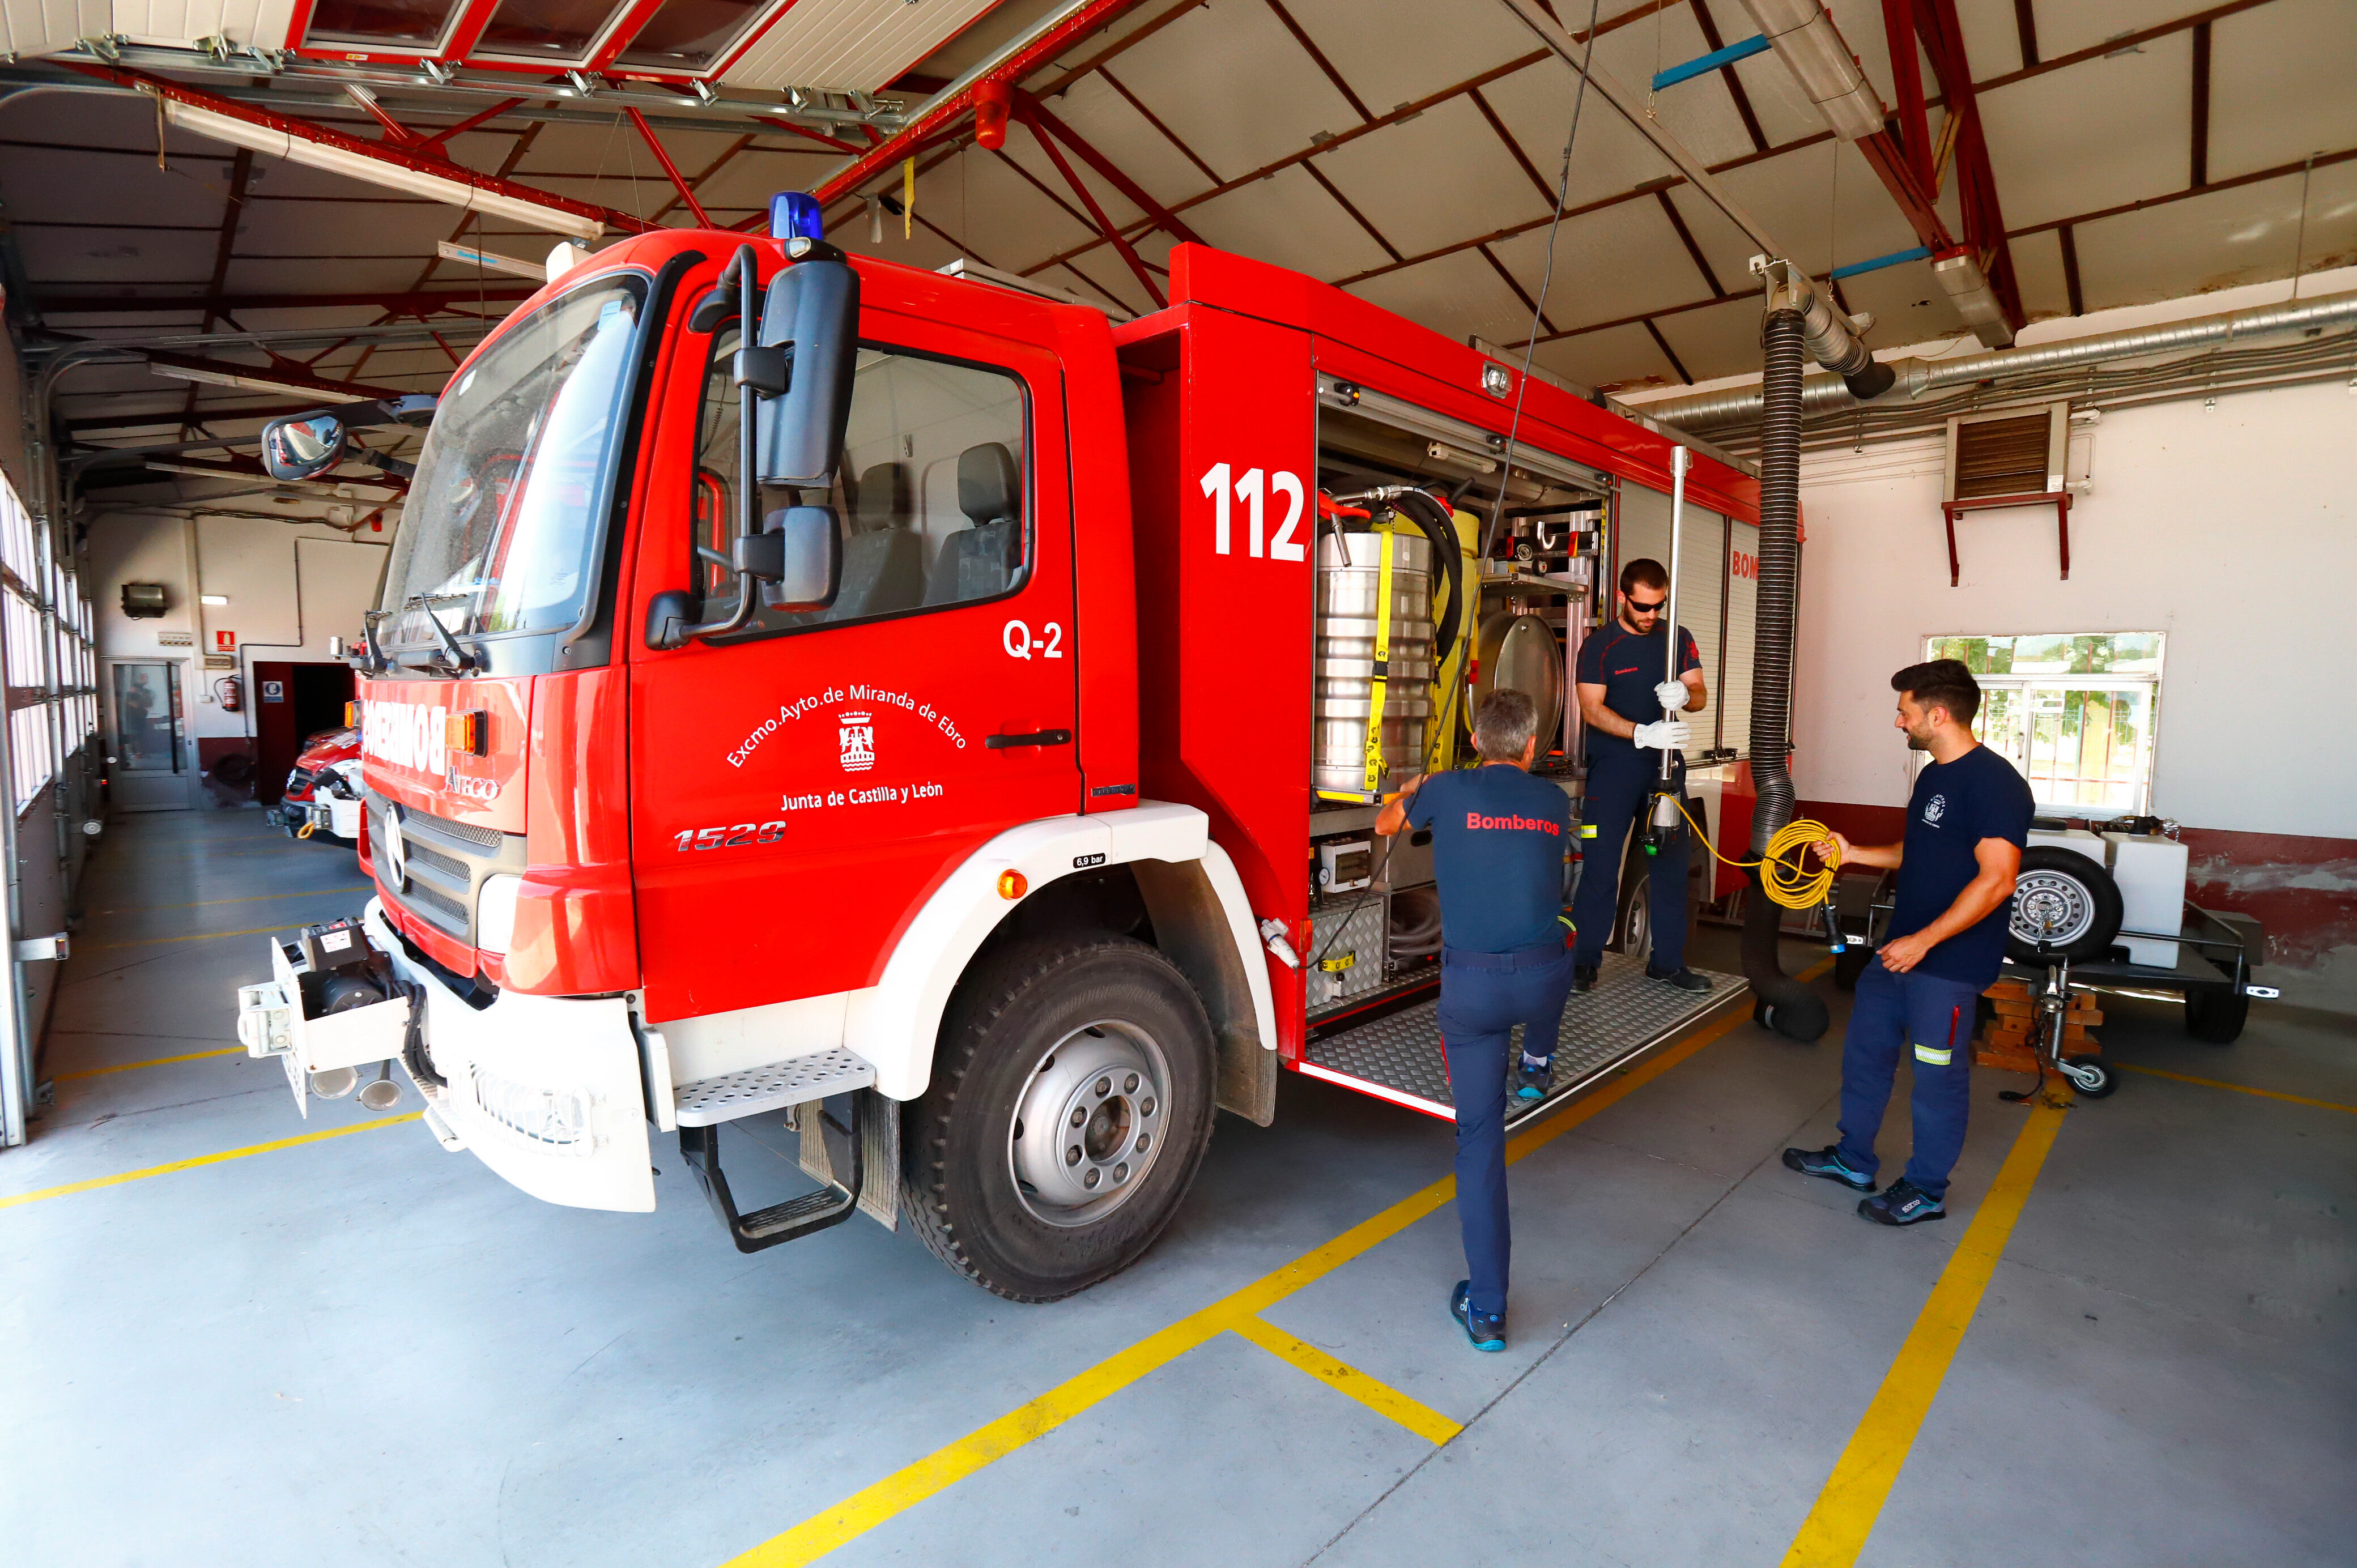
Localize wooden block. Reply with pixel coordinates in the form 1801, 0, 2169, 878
1984, 981, 2031, 1001
1992, 998, 2035, 1017
1975, 1046, 2041, 1072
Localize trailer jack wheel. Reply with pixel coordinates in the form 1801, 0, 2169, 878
2061, 1056, 2115, 1099
905, 934, 1216, 1302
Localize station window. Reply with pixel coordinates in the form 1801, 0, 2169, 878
692, 318, 1028, 637
1924, 633, 2165, 815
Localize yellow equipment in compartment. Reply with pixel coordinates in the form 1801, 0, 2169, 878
1424, 507, 1482, 774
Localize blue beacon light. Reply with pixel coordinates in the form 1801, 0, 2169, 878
770, 191, 824, 242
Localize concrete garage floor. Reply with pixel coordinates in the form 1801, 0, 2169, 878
5, 811, 2352, 1567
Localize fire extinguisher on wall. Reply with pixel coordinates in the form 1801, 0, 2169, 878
215, 676, 242, 712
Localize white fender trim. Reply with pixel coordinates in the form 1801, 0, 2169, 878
844, 802, 1277, 1100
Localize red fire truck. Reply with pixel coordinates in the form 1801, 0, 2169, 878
234, 202, 1763, 1301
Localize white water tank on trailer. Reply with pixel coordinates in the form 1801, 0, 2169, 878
2026, 827, 2108, 869
2102, 832, 2188, 968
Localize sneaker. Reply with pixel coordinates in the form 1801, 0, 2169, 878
1782, 1144, 1877, 1192
1450, 1280, 1505, 1352
1573, 964, 1598, 993
1516, 1057, 1552, 1101
1859, 1179, 1947, 1226
1646, 965, 1711, 992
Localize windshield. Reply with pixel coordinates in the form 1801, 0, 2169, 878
380, 275, 646, 649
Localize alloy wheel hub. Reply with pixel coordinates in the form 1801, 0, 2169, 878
2012, 870, 2093, 945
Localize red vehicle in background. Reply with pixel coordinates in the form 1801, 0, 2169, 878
268, 726, 364, 843
232, 198, 1765, 1301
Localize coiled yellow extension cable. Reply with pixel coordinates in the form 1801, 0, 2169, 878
1665, 795, 1840, 911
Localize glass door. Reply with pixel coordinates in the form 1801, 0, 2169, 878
108, 660, 190, 811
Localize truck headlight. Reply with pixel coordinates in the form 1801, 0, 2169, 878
476, 874, 522, 954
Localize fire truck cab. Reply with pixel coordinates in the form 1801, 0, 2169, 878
235, 204, 1762, 1302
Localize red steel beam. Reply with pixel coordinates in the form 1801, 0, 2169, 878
344, 86, 424, 146
67, 63, 657, 238
1881, 0, 1935, 189
1856, 130, 1956, 252
810, 0, 1159, 208
1916, 0, 2023, 326
625, 107, 713, 227
1018, 91, 1205, 246
1016, 101, 1165, 307
413, 97, 527, 156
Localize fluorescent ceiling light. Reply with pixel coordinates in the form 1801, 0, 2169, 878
199, 594, 229, 606
162, 100, 605, 243
151, 364, 372, 402
437, 240, 552, 282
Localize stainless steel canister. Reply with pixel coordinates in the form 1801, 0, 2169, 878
1314, 529, 1433, 795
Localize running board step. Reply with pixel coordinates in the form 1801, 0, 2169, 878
673, 1046, 875, 1127
1303, 952, 1749, 1128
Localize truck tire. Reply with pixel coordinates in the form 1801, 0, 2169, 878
2005, 847, 2124, 965
2184, 987, 2249, 1045
904, 935, 1217, 1302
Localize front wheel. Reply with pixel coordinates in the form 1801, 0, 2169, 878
904, 935, 1217, 1302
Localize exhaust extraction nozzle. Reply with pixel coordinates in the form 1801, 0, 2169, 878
1752, 255, 1892, 404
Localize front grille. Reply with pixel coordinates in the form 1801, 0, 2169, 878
399, 878, 470, 927
403, 838, 470, 882
412, 809, 503, 850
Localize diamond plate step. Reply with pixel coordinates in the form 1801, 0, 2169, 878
1301, 951, 1747, 1126
674, 1047, 876, 1127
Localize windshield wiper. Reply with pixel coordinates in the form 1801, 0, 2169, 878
407, 594, 478, 673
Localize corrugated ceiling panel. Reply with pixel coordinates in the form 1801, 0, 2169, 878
722, 0, 1001, 94
1032, 70, 1211, 206
1477, 59, 1682, 212
1529, 319, 1670, 391
2208, 0, 2357, 184
1180, 165, 1394, 281
2071, 160, 2357, 307
1979, 35, 2191, 232
1310, 95, 1554, 261
2030, 0, 2192, 59
1486, 197, 1720, 333
1277, 0, 1542, 117
1097, 0, 1363, 187
1342, 246, 1535, 351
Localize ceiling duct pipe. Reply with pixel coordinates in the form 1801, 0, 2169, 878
1640, 287, 2357, 431
1756, 255, 1896, 400
1731, 0, 1887, 141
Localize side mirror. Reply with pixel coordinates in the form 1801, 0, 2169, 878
261, 411, 349, 481
747, 506, 842, 611
755, 256, 860, 486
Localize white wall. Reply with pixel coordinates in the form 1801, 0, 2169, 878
1792, 377, 2355, 840
89, 511, 386, 748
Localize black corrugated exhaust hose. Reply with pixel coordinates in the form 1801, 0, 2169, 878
1389, 488, 1466, 667
1743, 308, 1830, 1042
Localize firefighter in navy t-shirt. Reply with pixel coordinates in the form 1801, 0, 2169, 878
1376, 689, 1573, 1353
1784, 659, 2035, 1226
1569, 557, 1709, 994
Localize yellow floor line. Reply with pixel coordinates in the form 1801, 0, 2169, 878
95, 886, 368, 915
721, 965, 1822, 1568
2112, 1063, 2357, 1115
0, 1113, 422, 1211
53, 1046, 242, 1080
83, 922, 306, 952
1229, 1313, 1463, 1445
1776, 1100, 2069, 1568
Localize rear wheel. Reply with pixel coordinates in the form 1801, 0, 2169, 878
904, 935, 1216, 1302
2184, 987, 2249, 1045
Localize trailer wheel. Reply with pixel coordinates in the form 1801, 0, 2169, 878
2062, 1056, 2116, 1098
2184, 987, 2249, 1045
2005, 848, 2124, 965
904, 935, 1216, 1302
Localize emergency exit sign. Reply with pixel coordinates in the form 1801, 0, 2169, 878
215, 630, 235, 653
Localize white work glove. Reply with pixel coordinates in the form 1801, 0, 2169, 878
1633, 719, 1692, 751
1653, 679, 1689, 713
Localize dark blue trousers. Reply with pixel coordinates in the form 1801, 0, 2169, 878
1836, 963, 1982, 1196
1437, 941, 1573, 1317
1571, 746, 1688, 973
